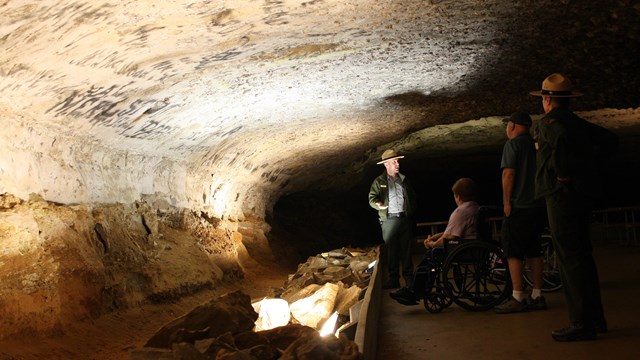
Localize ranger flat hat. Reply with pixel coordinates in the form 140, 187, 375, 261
377, 149, 404, 164
530, 73, 583, 97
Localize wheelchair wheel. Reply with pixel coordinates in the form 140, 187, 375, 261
524, 236, 562, 292
442, 240, 511, 312
423, 291, 447, 314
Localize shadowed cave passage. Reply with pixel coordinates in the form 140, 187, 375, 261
270, 144, 634, 264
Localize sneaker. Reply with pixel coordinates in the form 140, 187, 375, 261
389, 287, 419, 305
494, 296, 528, 314
527, 295, 547, 311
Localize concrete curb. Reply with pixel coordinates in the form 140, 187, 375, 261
354, 251, 381, 359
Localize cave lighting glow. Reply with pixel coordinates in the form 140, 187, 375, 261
319, 311, 339, 337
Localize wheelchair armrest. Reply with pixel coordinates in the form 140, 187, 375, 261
444, 238, 460, 251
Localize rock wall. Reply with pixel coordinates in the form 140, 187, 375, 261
0, 193, 277, 340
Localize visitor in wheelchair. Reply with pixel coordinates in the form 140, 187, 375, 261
390, 177, 479, 306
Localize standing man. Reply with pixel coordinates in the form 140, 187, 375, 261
531, 73, 618, 341
494, 112, 547, 314
369, 149, 417, 289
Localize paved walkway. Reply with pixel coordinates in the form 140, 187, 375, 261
376, 242, 640, 360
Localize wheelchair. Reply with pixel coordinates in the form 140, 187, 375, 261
413, 237, 510, 313
523, 231, 562, 292
411, 208, 561, 313
410, 206, 511, 313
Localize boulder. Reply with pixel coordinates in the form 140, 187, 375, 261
289, 283, 339, 330
145, 291, 257, 348
279, 331, 363, 360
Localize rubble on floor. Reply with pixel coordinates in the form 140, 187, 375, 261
132, 247, 377, 359
262, 247, 377, 336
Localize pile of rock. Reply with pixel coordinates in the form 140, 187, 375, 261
132, 291, 362, 359
131, 247, 376, 359
256, 247, 377, 335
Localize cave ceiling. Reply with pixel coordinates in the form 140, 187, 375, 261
1, 0, 639, 219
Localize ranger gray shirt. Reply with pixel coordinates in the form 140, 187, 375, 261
387, 175, 405, 214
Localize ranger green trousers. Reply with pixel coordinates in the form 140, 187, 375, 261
381, 217, 414, 285
546, 190, 606, 328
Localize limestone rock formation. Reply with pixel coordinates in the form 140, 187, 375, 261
0, 194, 234, 339
133, 292, 363, 360
144, 290, 258, 349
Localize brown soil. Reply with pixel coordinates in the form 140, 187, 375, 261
0, 263, 292, 360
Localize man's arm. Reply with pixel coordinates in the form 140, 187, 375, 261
424, 232, 460, 248
550, 124, 571, 183
403, 177, 418, 214
502, 167, 516, 216
368, 179, 388, 210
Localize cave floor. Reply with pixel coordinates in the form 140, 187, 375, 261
0, 261, 293, 360
2, 240, 637, 359
376, 240, 640, 360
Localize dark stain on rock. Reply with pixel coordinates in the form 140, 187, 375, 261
141, 215, 152, 235
94, 223, 110, 253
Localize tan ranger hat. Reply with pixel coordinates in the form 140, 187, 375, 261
530, 73, 583, 98
377, 149, 404, 164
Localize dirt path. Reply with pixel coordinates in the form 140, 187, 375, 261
376, 244, 640, 360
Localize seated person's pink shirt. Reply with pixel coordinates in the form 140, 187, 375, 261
443, 201, 479, 240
